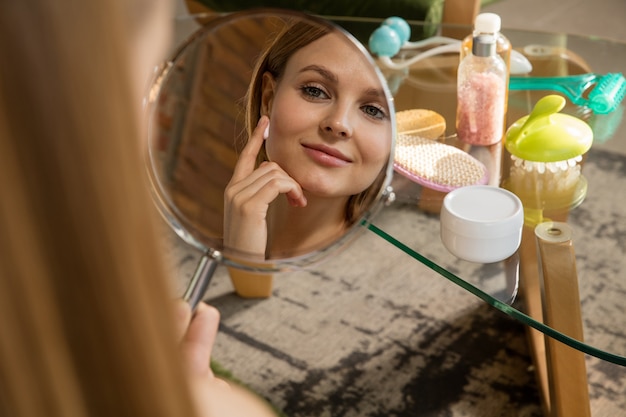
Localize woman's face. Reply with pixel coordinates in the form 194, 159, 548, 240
261, 32, 392, 199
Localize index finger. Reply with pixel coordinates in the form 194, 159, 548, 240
232, 115, 269, 182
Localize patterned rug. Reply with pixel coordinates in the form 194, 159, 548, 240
163, 146, 626, 416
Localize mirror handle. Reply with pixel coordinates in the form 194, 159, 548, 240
183, 252, 219, 311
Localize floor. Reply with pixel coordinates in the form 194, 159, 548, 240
482, 0, 626, 42
167, 2, 624, 416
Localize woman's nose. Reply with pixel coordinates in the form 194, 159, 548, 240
321, 105, 354, 138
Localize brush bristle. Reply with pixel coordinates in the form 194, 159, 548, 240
394, 134, 488, 192
588, 73, 626, 114
506, 154, 586, 211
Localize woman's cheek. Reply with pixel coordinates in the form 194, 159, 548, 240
362, 126, 392, 167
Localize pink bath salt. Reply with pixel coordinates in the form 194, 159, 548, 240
457, 72, 505, 145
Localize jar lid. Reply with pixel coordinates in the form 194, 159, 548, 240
505, 95, 593, 162
441, 185, 524, 238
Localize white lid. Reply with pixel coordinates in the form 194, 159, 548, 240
441, 185, 523, 238
474, 13, 501, 34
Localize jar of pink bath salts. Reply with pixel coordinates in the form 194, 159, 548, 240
456, 34, 507, 146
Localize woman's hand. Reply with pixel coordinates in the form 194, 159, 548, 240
223, 116, 307, 257
175, 301, 221, 379
175, 300, 276, 417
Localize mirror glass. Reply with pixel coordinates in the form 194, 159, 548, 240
146, 9, 396, 272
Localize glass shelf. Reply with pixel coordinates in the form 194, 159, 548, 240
329, 17, 626, 366
170, 13, 626, 365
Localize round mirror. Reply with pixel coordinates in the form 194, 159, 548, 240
145, 9, 396, 304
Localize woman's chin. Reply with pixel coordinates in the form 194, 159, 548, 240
301, 185, 363, 202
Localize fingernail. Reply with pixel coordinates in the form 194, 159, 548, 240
291, 196, 307, 207
263, 122, 270, 140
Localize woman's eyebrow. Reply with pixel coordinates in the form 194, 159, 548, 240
299, 65, 337, 83
363, 87, 386, 100
362, 87, 389, 110
299, 64, 388, 106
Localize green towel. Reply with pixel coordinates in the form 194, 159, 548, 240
192, 0, 443, 41
194, 0, 441, 22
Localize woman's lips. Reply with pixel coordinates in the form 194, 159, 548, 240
302, 144, 352, 167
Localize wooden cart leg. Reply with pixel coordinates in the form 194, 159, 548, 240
535, 222, 591, 417
519, 224, 551, 416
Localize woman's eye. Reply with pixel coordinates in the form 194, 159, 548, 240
362, 104, 387, 120
301, 85, 328, 99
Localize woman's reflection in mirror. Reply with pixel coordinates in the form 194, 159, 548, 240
224, 20, 392, 259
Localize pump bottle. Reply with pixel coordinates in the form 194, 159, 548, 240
456, 34, 507, 146
459, 13, 511, 146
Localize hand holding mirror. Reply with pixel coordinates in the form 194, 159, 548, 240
145, 9, 396, 307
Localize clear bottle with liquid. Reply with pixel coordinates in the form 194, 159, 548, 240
461, 13, 512, 145
456, 34, 507, 146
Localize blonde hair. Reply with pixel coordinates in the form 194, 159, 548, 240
0, 1, 197, 416
244, 18, 388, 225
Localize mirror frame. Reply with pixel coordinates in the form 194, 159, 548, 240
145, 8, 397, 273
